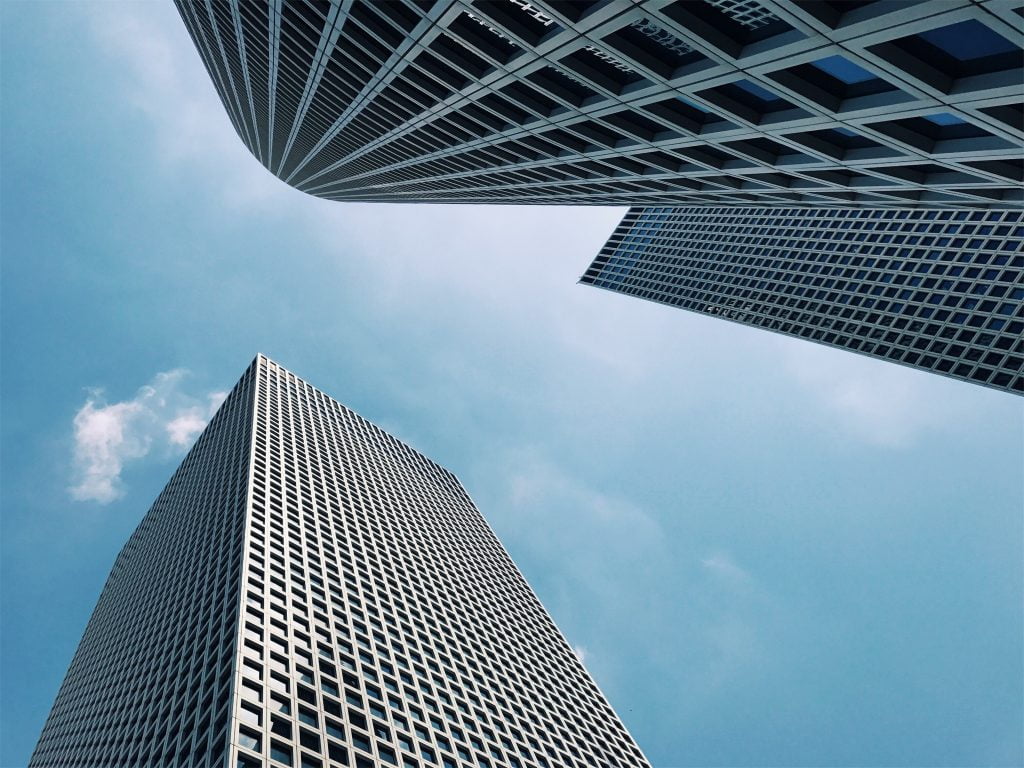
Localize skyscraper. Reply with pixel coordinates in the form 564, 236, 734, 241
32, 355, 650, 768
582, 206, 1024, 394
175, 0, 1022, 207
174, 0, 1024, 390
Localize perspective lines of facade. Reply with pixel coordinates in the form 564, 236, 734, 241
31, 355, 651, 768
175, 0, 1023, 207
583, 206, 1024, 394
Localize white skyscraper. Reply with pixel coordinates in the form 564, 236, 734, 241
32, 355, 649, 768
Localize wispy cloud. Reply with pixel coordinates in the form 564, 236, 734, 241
701, 552, 753, 586
778, 336, 975, 447
69, 371, 225, 503
503, 452, 664, 548
85, 2, 279, 209
696, 551, 777, 690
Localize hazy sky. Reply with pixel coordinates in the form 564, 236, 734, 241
2, 3, 1022, 767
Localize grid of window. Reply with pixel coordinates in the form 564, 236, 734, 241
32, 355, 650, 767
30, 360, 258, 768
175, 0, 1022, 207
582, 207, 1024, 394
232, 355, 648, 768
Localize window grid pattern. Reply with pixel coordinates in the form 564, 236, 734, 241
234, 356, 650, 768
704, 0, 779, 29
175, 0, 1022, 207
582, 207, 1024, 394
33, 357, 649, 767
30, 361, 258, 768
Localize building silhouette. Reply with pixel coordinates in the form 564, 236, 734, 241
582, 206, 1024, 394
32, 355, 650, 768
175, 0, 1023, 206
174, 0, 1024, 391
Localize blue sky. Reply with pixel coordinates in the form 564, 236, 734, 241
1, 3, 1021, 767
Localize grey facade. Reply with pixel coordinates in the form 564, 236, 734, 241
32, 355, 650, 768
173, 0, 1023, 386
31, 360, 257, 768
582, 206, 1024, 394
175, 0, 1022, 206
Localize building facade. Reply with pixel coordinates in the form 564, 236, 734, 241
582, 206, 1024, 394
175, 0, 1022, 206
173, 0, 1023, 388
32, 355, 650, 768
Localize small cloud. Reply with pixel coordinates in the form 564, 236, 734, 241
69, 398, 151, 503
165, 407, 207, 447
69, 369, 224, 503
207, 390, 228, 412
505, 455, 662, 541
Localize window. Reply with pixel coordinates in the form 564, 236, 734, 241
239, 702, 262, 727
238, 728, 262, 752
325, 717, 345, 739
270, 741, 293, 767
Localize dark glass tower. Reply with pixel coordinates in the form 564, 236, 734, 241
175, 0, 1022, 206
173, 0, 1023, 388
32, 355, 650, 768
582, 206, 1024, 394
31, 361, 257, 768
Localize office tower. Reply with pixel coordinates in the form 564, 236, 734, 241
32, 355, 650, 768
172, 0, 1024, 389
582, 206, 1024, 394
175, 0, 1023, 206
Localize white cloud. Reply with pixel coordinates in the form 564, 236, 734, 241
701, 612, 765, 689
489, 450, 671, 633
85, 2, 281, 209
69, 398, 151, 504
69, 370, 225, 504
165, 408, 207, 447
207, 390, 229, 412
165, 391, 226, 447
695, 551, 778, 690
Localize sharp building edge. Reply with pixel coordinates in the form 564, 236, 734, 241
174, 0, 1024, 392
583, 206, 1024, 394
31, 358, 259, 768
31, 355, 651, 768
174, 0, 1023, 207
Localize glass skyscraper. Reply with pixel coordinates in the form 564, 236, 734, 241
32, 355, 650, 768
174, 0, 1022, 207
174, 0, 1023, 390
582, 206, 1024, 394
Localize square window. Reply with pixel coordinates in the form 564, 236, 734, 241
239, 727, 262, 752
809, 55, 875, 84
271, 741, 293, 767
919, 20, 1019, 61
875, 19, 1023, 86
326, 717, 345, 739
271, 717, 292, 739
240, 702, 263, 727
